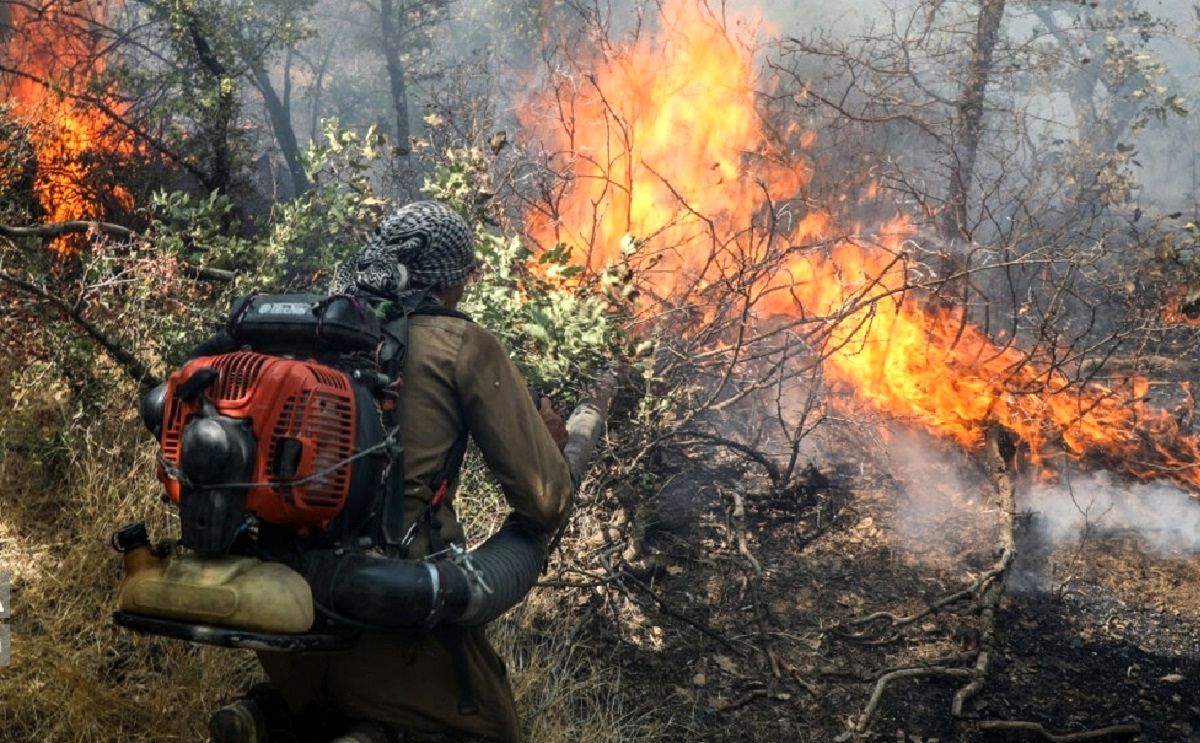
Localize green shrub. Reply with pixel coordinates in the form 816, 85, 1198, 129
423, 146, 632, 399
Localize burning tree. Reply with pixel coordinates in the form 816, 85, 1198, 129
507, 1, 1200, 730
0, 0, 137, 253
513, 0, 1200, 493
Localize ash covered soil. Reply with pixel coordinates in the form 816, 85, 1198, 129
555, 428, 1200, 742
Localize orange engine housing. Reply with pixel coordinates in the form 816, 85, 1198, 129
158, 352, 358, 532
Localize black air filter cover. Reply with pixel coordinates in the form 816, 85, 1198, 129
227, 294, 381, 354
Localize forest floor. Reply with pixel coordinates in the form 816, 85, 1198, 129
555, 424, 1200, 742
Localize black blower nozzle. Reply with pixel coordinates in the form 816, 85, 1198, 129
304, 514, 549, 628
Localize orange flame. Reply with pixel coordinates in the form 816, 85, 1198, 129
1163, 291, 1200, 327
3, 0, 134, 253
523, 1, 809, 300
521, 0, 1200, 492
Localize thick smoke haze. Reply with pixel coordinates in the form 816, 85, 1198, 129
280, 0, 1200, 217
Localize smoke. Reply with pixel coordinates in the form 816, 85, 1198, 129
1022, 471, 1200, 555
878, 432, 1200, 560
746, 0, 886, 35
880, 427, 995, 562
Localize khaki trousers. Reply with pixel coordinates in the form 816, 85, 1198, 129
258, 626, 521, 742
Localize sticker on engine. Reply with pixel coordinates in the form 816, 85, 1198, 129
257, 302, 312, 316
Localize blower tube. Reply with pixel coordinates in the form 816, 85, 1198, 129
304, 369, 618, 630
303, 513, 547, 628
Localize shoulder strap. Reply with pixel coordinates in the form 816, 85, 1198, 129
411, 304, 473, 323
374, 294, 423, 552
374, 293, 474, 554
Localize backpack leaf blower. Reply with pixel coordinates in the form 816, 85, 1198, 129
113, 294, 594, 652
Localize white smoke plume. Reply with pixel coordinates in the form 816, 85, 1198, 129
1022, 471, 1200, 555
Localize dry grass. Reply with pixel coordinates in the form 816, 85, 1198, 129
495, 595, 658, 743
0, 365, 651, 741
0, 368, 260, 741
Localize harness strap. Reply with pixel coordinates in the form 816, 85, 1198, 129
376, 307, 409, 552
439, 626, 480, 717
375, 292, 424, 552
418, 427, 469, 556
376, 296, 474, 556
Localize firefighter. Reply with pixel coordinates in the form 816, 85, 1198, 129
210, 200, 573, 743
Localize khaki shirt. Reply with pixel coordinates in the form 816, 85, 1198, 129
395, 313, 573, 555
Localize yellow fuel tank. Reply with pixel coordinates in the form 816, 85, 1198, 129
117, 553, 314, 634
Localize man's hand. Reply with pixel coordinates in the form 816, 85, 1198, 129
538, 397, 568, 452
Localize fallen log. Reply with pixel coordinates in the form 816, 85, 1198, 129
0, 222, 234, 282
0, 220, 134, 240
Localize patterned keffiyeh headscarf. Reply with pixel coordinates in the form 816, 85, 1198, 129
329, 200, 475, 302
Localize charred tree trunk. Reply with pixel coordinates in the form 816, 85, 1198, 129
941, 0, 1006, 244
249, 62, 310, 197
309, 53, 330, 144
183, 13, 237, 195
379, 0, 412, 157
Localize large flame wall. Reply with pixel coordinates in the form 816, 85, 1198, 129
520, 0, 1200, 492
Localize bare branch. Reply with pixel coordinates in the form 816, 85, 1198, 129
0, 268, 161, 391
0, 221, 135, 239
975, 720, 1141, 742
